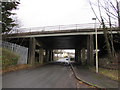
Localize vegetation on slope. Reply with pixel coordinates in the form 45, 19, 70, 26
1, 48, 19, 69
89, 66, 119, 81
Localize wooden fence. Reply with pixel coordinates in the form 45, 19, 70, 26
2, 41, 28, 64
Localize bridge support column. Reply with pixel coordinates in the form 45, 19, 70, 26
53, 51, 56, 61
78, 50, 82, 65
87, 35, 94, 66
52, 51, 54, 61
45, 50, 49, 62
75, 49, 81, 64
81, 48, 86, 65
28, 37, 36, 64
39, 48, 44, 64
45, 49, 53, 62
75, 49, 78, 62
48, 50, 53, 61
49, 50, 54, 61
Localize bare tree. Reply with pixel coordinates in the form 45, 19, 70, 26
89, 0, 120, 62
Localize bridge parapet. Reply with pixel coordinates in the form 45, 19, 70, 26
9, 23, 117, 34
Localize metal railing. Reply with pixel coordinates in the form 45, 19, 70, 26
10, 23, 117, 34
2, 41, 28, 64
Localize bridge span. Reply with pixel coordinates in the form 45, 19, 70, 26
5, 23, 119, 38
3, 24, 120, 65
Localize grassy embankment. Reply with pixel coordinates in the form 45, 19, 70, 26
0, 48, 47, 74
0, 48, 32, 74
88, 55, 119, 81
89, 66, 119, 81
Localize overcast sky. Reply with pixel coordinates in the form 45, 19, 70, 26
13, 0, 119, 29
15, 0, 97, 28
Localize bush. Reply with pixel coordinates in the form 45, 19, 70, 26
99, 57, 119, 70
70, 58, 74, 61
2, 48, 19, 69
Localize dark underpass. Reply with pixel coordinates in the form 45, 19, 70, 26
6, 33, 120, 65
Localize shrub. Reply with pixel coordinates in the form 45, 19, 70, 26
2, 48, 19, 69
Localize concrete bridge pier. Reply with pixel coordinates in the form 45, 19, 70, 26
28, 37, 45, 65
48, 50, 54, 62
39, 48, 44, 64
45, 49, 54, 62
78, 49, 82, 65
75, 49, 78, 62
45, 49, 49, 62
50, 50, 54, 61
75, 49, 82, 65
28, 37, 36, 65
81, 48, 86, 65
87, 35, 94, 66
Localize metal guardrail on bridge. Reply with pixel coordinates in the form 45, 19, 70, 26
10, 23, 117, 34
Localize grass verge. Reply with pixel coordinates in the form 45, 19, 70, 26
1, 48, 19, 69
0, 48, 50, 74
0, 63, 48, 74
89, 66, 119, 81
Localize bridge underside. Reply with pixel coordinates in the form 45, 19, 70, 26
5, 34, 120, 65
36, 35, 87, 49
7, 35, 87, 49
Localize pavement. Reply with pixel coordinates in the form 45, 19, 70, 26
2, 63, 90, 88
71, 64, 119, 88
2, 61, 119, 89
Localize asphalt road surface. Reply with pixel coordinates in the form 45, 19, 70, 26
3, 63, 90, 88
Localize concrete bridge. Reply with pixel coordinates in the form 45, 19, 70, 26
3, 23, 120, 65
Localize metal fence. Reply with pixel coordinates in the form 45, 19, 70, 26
2, 41, 28, 64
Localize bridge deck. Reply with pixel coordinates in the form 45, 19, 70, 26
4, 28, 119, 38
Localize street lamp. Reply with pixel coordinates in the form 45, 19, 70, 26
92, 18, 99, 73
